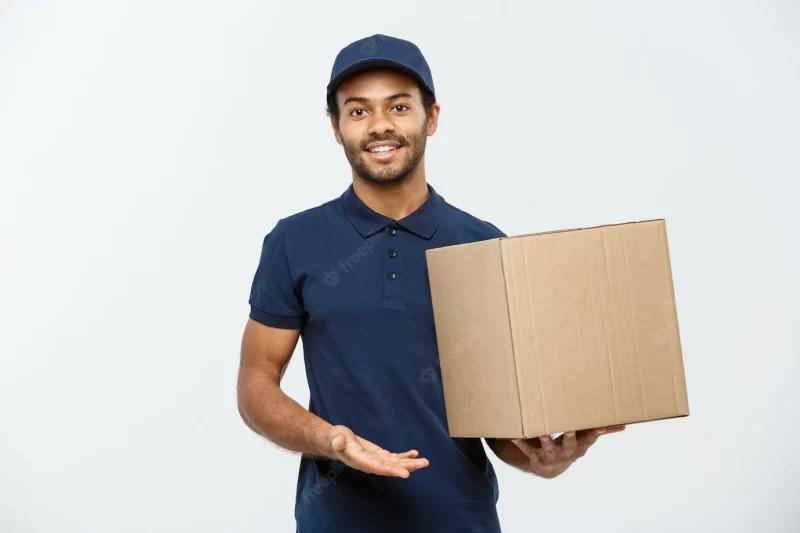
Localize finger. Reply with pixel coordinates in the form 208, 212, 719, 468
351, 451, 411, 478
579, 424, 625, 452
539, 435, 556, 459
382, 453, 428, 465
511, 438, 539, 457
385, 452, 429, 468
346, 445, 429, 477
585, 425, 626, 437
371, 459, 411, 478
561, 431, 577, 455
375, 455, 429, 475
512, 439, 544, 470
354, 441, 429, 472
581, 428, 603, 448
367, 446, 425, 466
331, 434, 347, 452
355, 438, 422, 459
395, 457, 430, 472
393, 450, 419, 459
572, 428, 609, 460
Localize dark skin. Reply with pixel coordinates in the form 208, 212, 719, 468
312, 68, 440, 477
329, 68, 440, 223
486, 425, 627, 478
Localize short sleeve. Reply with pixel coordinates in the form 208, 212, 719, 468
248, 219, 306, 330
483, 220, 508, 238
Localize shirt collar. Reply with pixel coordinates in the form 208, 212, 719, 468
339, 182, 446, 240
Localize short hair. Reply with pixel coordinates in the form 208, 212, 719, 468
326, 83, 436, 126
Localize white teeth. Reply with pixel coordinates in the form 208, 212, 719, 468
370, 145, 397, 153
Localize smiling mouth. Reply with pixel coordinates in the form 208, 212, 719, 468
365, 145, 403, 161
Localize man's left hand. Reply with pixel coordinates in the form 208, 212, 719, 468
511, 425, 626, 478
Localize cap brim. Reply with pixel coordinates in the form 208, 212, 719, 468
327, 57, 430, 95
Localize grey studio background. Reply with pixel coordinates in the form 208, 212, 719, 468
1, 1, 798, 532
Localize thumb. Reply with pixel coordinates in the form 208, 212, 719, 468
328, 425, 355, 452
331, 434, 347, 452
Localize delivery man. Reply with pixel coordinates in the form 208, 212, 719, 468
237, 33, 625, 533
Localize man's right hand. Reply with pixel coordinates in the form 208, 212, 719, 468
324, 425, 429, 478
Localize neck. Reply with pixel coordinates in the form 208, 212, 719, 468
351, 164, 430, 221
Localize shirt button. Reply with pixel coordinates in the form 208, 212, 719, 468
388, 249, 397, 258
387, 272, 396, 280
388, 228, 396, 235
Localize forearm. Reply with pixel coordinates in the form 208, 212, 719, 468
485, 438, 533, 474
238, 370, 334, 460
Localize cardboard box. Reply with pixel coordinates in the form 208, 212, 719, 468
425, 219, 689, 438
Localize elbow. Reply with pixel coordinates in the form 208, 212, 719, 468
237, 393, 249, 424
237, 394, 264, 436
238, 403, 256, 432
236, 374, 259, 433
236, 368, 281, 435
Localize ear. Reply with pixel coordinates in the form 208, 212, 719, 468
330, 115, 343, 145
426, 102, 441, 136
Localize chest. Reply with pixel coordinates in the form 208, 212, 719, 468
295, 226, 440, 322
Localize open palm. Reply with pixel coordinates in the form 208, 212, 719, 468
328, 425, 429, 478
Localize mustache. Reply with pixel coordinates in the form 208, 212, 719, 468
360, 135, 406, 150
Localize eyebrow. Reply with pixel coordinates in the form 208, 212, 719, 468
342, 92, 415, 107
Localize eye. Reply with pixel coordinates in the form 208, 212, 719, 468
348, 104, 409, 117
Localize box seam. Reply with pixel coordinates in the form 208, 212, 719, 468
600, 228, 621, 424
499, 238, 527, 438
621, 234, 648, 420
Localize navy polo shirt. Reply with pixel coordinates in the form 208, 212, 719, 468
248, 183, 507, 533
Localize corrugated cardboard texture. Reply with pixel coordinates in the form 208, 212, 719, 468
426, 219, 689, 438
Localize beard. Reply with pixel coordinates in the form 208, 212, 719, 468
341, 120, 427, 186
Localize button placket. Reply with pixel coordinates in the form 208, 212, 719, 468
383, 225, 403, 300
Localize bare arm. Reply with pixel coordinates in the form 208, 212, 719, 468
237, 318, 333, 459
236, 318, 430, 477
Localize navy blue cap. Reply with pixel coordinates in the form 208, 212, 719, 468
327, 34, 435, 98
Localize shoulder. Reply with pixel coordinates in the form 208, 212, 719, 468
443, 201, 507, 239
266, 197, 340, 237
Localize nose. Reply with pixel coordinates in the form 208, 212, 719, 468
367, 108, 395, 137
